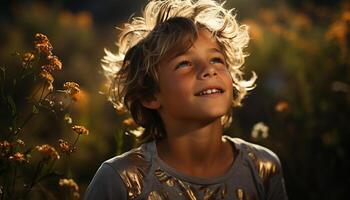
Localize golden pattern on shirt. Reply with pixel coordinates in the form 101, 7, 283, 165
247, 151, 278, 186
199, 184, 228, 200
236, 188, 244, 200
235, 188, 255, 200
220, 184, 228, 199
155, 168, 176, 187
155, 168, 229, 200
147, 190, 169, 200
119, 150, 151, 199
177, 179, 197, 200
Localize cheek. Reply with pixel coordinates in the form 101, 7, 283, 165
220, 70, 234, 99
220, 69, 233, 85
158, 76, 193, 103
163, 74, 191, 91
170, 81, 193, 99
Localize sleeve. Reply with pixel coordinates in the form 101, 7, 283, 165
84, 163, 128, 200
266, 158, 288, 200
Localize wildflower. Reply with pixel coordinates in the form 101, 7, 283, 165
269, 24, 284, 35
9, 152, 28, 163
292, 13, 311, 29
22, 52, 35, 66
251, 122, 269, 139
326, 20, 347, 42
114, 102, 127, 114
122, 117, 136, 126
48, 55, 62, 71
0, 140, 11, 149
14, 139, 25, 146
243, 19, 263, 42
342, 10, 350, 21
49, 101, 55, 107
42, 55, 62, 72
326, 18, 348, 56
35, 33, 49, 44
34, 33, 53, 56
72, 125, 89, 135
63, 82, 80, 97
0, 140, 11, 156
331, 81, 349, 93
59, 11, 74, 27
76, 11, 92, 28
58, 139, 75, 154
59, 178, 80, 199
275, 101, 289, 112
59, 178, 79, 191
35, 144, 60, 160
39, 69, 54, 91
69, 88, 87, 103
58, 139, 70, 153
258, 9, 276, 25
64, 115, 73, 124
73, 192, 80, 199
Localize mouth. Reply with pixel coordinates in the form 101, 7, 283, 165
195, 87, 224, 96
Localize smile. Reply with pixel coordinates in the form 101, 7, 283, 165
195, 88, 224, 96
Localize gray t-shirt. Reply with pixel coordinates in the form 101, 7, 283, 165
85, 136, 288, 200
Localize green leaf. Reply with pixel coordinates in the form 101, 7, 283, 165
32, 105, 39, 114
7, 95, 16, 116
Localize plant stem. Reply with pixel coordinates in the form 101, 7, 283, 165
14, 112, 34, 136
39, 83, 46, 100
72, 134, 80, 148
14, 84, 54, 136
22, 159, 44, 199
42, 90, 53, 101
11, 165, 17, 197
31, 160, 43, 187
30, 82, 44, 100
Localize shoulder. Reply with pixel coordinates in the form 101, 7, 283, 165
224, 136, 288, 199
104, 142, 153, 173
225, 136, 281, 165
224, 136, 282, 183
85, 161, 129, 199
103, 142, 155, 199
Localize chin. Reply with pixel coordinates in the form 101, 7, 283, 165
199, 108, 229, 121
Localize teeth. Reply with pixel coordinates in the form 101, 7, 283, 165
199, 89, 222, 96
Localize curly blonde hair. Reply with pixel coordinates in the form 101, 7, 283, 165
102, 0, 257, 142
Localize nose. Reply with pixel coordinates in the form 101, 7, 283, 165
198, 63, 217, 79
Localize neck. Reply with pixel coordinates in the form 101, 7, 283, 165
156, 118, 234, 178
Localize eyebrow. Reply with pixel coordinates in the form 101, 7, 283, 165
207, 47, 224, 55
171, 47, 224, 60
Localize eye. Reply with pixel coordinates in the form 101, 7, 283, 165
175, 60, 192, 69
210, 57, 225, 65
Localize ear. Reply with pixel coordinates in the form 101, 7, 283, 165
141, 95, 161, 110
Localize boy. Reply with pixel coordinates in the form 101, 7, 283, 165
85, 0, 288, 199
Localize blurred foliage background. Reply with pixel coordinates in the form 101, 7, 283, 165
0, 0, 349, 199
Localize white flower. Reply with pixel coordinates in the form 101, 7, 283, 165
251, 122, 269, 139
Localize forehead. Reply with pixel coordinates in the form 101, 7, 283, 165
187, 29, 221, 53
161, 28, 221, 61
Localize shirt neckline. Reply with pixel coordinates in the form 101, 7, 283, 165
150, 136, 242, 185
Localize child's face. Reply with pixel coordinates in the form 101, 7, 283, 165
149, 29, 233, 124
